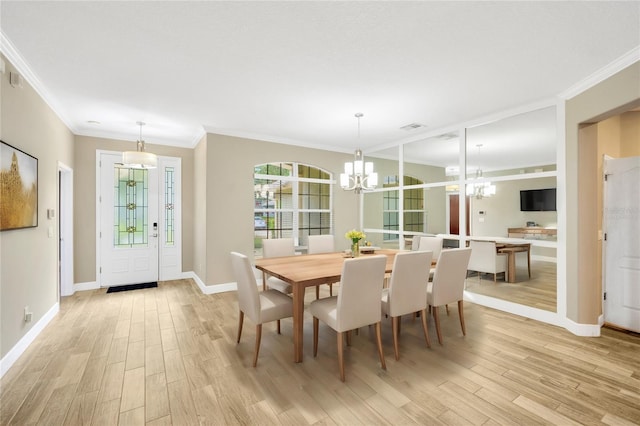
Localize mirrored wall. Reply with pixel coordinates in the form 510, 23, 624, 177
363, 105, 558, 312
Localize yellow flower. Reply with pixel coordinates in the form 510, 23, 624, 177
345, 229, 365, 243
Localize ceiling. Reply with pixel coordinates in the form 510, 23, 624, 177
1, 1, 639, 160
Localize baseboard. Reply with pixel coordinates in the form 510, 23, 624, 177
531, 255, 557, 263
464, 291, 563, 327
182, 271, 237, 294
74, 281, 99, 292
74, 274, 239, 295
564, 317, 602, 337
0, 302, 59, 379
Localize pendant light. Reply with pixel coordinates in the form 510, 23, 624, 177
122, 121, 157, 169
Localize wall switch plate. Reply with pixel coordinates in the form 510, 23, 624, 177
24, 307, 33, 323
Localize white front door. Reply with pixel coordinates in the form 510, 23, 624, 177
603, 155, 640, 332
99, 152, 159, 287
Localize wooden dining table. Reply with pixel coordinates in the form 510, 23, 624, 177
254, 249, 401, 363
496, 243, 531, 283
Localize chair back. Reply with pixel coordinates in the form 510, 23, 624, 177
411, 235, 422, 251
335, 255, 387, 332
262, 238, 295, 258
419, 236, 443, 260
467, 240, 503, 273
308, 235, 335, 254
387, 251, 432, 317
230, 252, 260, 322
430, 248, 472, 306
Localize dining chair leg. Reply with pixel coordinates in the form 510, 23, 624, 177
253, 324, 262, 367
392, 316, 400, 360
315, 285, 320, 300
375, 322, 386, 370
494, 273, 497, 283
420, 308, 431, 348
277, 319, 281, 334
433, 306, 443, 345
337, 331, 345, 382
346, 330, 352, 346
313, 317, 319, 357
329, 283, 333, 296
458, 300, 466, 336
445, 305, 450, 316
237, 310, 244, 343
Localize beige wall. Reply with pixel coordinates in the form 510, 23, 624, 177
0, 56, 74, 359
565, 61, 640, 324
73, 135, 195, 284
470, 177, 557, 237
620, 111, 640, 157
201, 133, 358, 286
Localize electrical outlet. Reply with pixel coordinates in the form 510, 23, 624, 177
24, 306, 33, 323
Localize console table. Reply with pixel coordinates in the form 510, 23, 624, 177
508, 227, 557, 238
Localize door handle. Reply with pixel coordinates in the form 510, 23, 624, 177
150, 233, 158, 238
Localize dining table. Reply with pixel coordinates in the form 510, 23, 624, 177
496, 242, 531, 283
254, 249, 401, 363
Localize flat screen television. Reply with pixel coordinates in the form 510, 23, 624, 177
520, 188, 556, 211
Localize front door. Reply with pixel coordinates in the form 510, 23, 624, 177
99, 152, 159, 287
603, 155, 640, 332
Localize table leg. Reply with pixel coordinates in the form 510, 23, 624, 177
292, 284, 305, 363
507, 252, 516, 283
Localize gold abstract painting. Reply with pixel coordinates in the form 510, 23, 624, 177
0, 141, 38, 231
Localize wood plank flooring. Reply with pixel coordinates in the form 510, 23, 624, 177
465, 260, 557, 312
2, 278, 639, 425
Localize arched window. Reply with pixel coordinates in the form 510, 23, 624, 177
254, 162, 333, 256
383, 175, 425, 240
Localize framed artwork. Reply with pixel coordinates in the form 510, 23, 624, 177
0, 140, 38, 231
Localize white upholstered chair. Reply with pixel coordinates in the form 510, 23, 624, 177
411, 235, 422, 251
307, 234, 336, 298
261, 238, 295, 294
381, 251, 433, 360
427, 248, 472, 345
418, 235, 443, 279
418, 236, 443, 260
230, 252, 293, 367
309, 255, 387, 382
467, 240, 507, 283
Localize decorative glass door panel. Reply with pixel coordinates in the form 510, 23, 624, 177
99, 153, 158, 287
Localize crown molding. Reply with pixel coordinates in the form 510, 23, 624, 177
559, 46, 640, 100
202, 126, 352, 154
0, 31, 77, 133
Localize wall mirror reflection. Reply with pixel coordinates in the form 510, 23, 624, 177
464, 106, 557, 312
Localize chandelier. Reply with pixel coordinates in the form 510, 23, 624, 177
466, 144, 495, 199
340, 113, 378, 194
122, 121, 158, 169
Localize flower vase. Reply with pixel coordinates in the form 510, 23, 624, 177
352, 240, 360, 258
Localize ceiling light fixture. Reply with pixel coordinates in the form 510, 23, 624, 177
466, 144, 496, 199
340, 113, 378, 194
122, 121, 157, 169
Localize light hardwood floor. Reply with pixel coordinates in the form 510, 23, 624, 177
2, 278, 639, 425
466, 260, 557, 312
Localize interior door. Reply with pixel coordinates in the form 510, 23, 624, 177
99, 153, 159, 287
603, 155, 640, 332
449, 194, 470, 235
